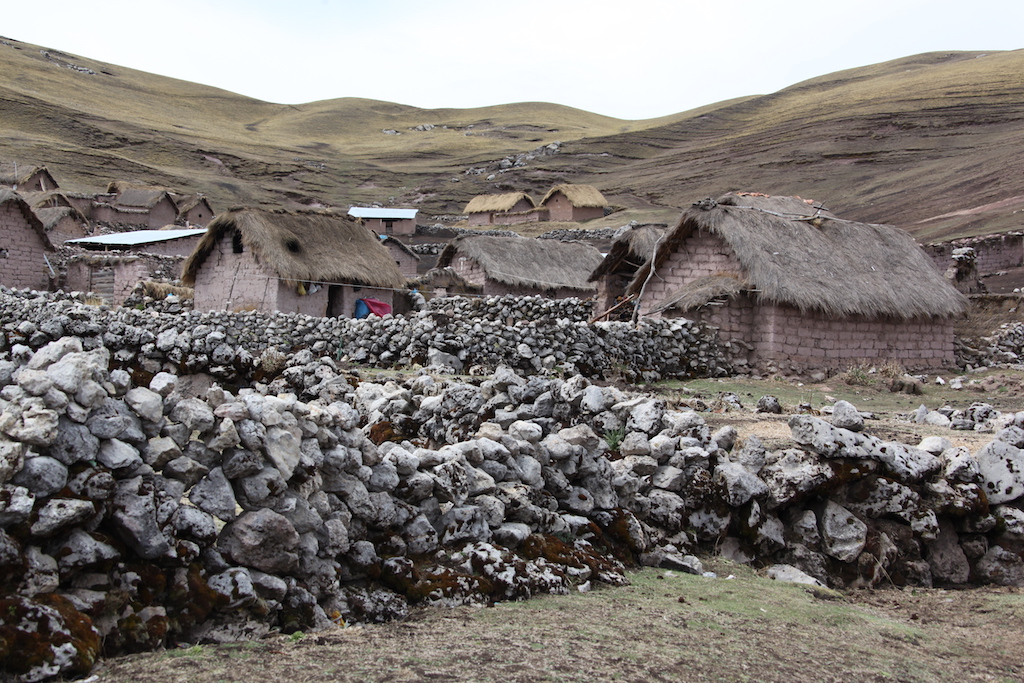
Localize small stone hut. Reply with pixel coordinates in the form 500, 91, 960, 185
629, 193, 969, 374
182, 208, 405, 317
348, 207, 417, 236
588, 223, 665, 315
539, 184, 608, 222
434, 234, 604, 299
464, 192, 538, 226
0, 190, 55, 291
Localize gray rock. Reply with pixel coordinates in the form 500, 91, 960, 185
219, 508, 300, 573
49, 417, 99, 466
626, 399, 665, 435
438, 505, 491, 544
264, 425, 301, 480
13, 455, 67, 498
124, 387, 165, 423
29, 498, 94, 537
766, 564, 824, 586
163, 456, 209, 488
170, 397, 216, 434
818, 500, 866, 563
189, 468, 238, 521
97, 438, 142, 472
55, 528, 120, 573
403, 514, 439, 555
20, 546, 60, 596
172, 504, 218, 544
756, 395, 782, 414
925, 519, 970, 584
831, 400, 864, 432
714, 460, 768, 507
0, 485, 35, 526
432, 458, 470, 505
112, 476, 171, 560
974, 545, 1024, 586
760, 448, 833, 509
0, 438, 23, 483
976, 439, 1024, 504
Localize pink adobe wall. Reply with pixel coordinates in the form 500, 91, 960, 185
148, 198, 178, 229
637, 231, 744, 317
926, 234, 1024, 275
493, 209, 544, 226
182, 204, 213, 226
193, 233, 280, 312
545, 193, 574, 222
387, 244, 419, 278
0, 202, 52, 291
363, 217, 415, 236
467, 213, 491, 227
47, 216, 88, 244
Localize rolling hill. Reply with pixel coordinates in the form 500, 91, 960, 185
1, 35, 1022, 242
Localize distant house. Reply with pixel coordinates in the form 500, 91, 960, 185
378, 235, 421, 278
182, 208, 405, 317
64, 253, 184, 306
588, 223, 665, 315
0, 190, 55, 291
415, 267, 482, 298
434, 235, 604, 299
0, 165, 59, 193
94, 183, 180, 229
628, 193, 968, 374
173, 194, 216, 226
539, 184, 608, 222
464, 193, 538, 227
23, 190, 90, 244
348, 207, 417, 236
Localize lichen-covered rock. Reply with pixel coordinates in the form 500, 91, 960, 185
976, 439, 1024, 504
0, 594, 100, 682
818, 500, 867, 563
219, 508, 300, 573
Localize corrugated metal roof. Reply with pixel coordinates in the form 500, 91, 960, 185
66, 228, 207, 247
348, 207, 418, 219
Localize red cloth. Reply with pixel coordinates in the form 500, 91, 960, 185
361, 297, 392, 317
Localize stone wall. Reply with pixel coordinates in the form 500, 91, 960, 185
1, 329, 1023, 680
926, 233, 1024, 275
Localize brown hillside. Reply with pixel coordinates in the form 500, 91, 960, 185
1, 37, 1022, 241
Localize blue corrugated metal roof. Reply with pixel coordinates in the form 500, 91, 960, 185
66, 228, 207, 247
348, 207, 418, 219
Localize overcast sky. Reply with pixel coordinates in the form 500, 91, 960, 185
5, 0, 1023, 120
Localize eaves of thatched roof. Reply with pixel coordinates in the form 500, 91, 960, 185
437, 234, 604, 292
629, 193, 967, 319
181, 207, 406, 289
0, 165, 57, 189
588, 224, 665, 281
379, 235, 420, 261
464, 192, 536, 214
0, 190, 54, 250
539, 184, 608, 209
34, 205, 89, 232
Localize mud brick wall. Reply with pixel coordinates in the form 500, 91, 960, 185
926, 234, 1024, 275
0, 202, 52, 291
192, 234, 281, 312
637, 232, 744, 316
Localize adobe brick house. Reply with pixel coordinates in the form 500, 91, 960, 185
464, 192, 539, 226
173, 194, 216, 226
64, 254, 182, 305
182, 208, 405, 317
539, 184, 608, 222
434, 235, 604, 299
588, 223, 665, 315
24, 191, 90, 244
94, 184, 180, 230
348, 207, 417, 236
0, 190, 56, 291
66, 228, 207, 257
0, 165, 59, 193
379, 235, 421, 278
629, 193, 968, 375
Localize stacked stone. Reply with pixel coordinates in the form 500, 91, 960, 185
2, 338, 1024, 679
537, 227, 620, 241
0, 288, 730, 382
956, 321, 1024, 369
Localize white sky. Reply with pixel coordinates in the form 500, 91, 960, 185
4, 0, 1023, 120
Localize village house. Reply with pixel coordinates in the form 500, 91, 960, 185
463, 192, 539, 226
93, 183, 180, 230
348, 206, 417, 236
539, 184, 608, 222
173, 194, 216, 226
0, 190, 56, 291
65, 227, 207, 257
433, 234, 604, 299
588, 223, 665, 316
378, 235, 421, 278
0, 165, 59, 193
182, 208, 405, 317
628, 193, 968, 375
22, 190, 90, 244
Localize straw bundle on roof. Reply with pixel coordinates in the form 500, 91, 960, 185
437, 235, 604, 291
630, 193, 967, 319
588, 224, 665, 281
182, 207, 406, 288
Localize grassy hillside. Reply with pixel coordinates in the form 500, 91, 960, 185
1, 36, 1023, 241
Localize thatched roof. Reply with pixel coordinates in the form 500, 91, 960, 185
629, 193, 967, 319
174, 194, 212, 213
0, 165, 56, 189
181, 207, 406, 289
436, 235, 604, 292
34, 205, 89, 232
588, 223, 665, 281
22, 190, 72, 209
464, 193, 536, 214
0, 190, 54, 249
380, 235, 420, 261
540, 184, 608, 208
651, 274, 747, 314
416, 266, 482, 293
114, 188, 178, 210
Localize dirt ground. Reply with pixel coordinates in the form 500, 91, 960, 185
92, 561, 1024, 683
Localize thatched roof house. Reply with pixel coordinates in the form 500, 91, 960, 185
379, 234, 421, 278
588, 223, 666, 315
629, 193, 968, 374
95, 182, 180, 229
173, 194, 215, 226
0, 190, 55, 291
464, 192, 538, 227
0, 165, 58, 193
435, 234, 604, 299
539, 184, 608, 222
183, 207, 405, 316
